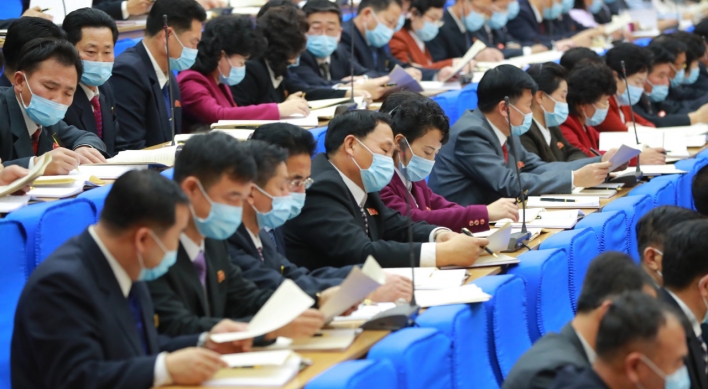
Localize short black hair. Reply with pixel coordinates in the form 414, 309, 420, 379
16, 38, 83, 80
595, 291, 673, 360
637, 206, 703, 256
244, 140, 289, 187
257, 6, 309, 77
566, 61, 616, 116
146, 0, 206, 37
409, 0, 446, 15
302, 0, 343, 23
560, 47, 601, 72
325, 110, 393, 155
648, 44, 676, 67
358, 0, 403, 13
101, 170, 189, 233
662, 219, 708, 290
672, 31, 706, 66
62, 7, 118, 45
605, 43, 653, 78
174, 132, 257, 188
192, 15, 265, 75
477, 64, 538, 113
693, 164, 708, 216
4, 17, 65, 71
379, 90, 426, 113
576, 252, 649, 313
388, 97, 450, 145
257, 0, 299, 19
251, 123, 317, 157
693, 18, 708, 42
650, 36, 688, 60
526, 62, 568, 95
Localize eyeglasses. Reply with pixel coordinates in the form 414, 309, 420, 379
288, 177, 314, 190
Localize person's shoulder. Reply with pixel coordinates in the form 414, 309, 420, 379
114, 44, 143, 66
24, 236, 91, 293
177, 69, 208, 83
453, 110, 489, 134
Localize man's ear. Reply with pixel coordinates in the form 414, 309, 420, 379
498, 100, 510, 119
342, 134, 357, 157
643, 247, 659, 271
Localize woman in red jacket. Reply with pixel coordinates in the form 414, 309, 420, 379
379, 92, 519, 233
177, 15, 309, 132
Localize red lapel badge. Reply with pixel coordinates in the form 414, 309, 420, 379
517, 161, 525, 169
367, 208, 378, 216
557, 141, 564, 149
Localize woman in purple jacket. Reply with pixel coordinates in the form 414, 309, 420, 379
379, 92, 519, 233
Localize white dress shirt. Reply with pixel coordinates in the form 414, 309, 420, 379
531, 3, 543, 23
394, 167, 420, 208
408, 30, 426, 53
80, 83, 100, 112
143, 41, 169, 89
666, 289, 703, 338
533, 118, 552, 146
180, 233, 205, 262
449, 8, 467, 33
265, 61, 284, 89
576, 330, 597, 364
246, 229, 264, 251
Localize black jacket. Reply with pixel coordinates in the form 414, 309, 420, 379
505, 0, 557, 47
547, 366, 610, 389
632, 95, 691, 128
428, 9, 475, 62
291, 47, 381, 87
63, 83, 120, 157
92, 0, 126, 20
520, 120, 588, 163
472, 26, 524, 59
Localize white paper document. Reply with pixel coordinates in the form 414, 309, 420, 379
307, 97, 351, 110
414, 284, 491, 308
572, 187, 617, 198
331, 303, 397, 323
175, 129, 255, 143
419, 81, 463, 91
73, 165, 145, 180
319, 256, 386, 322
260, 329, 360, 352
440, 40, 486, 82
29, 0, 92, 24
0, 153, 51, 197
612, 165, 688, 176
384, 268, 467, 290
97, 146, 179, 167
221, 350, 294, 368
203, 353, 301, 387
527, 196, 600, 208
606, 144, 642, 171
212, 112, 320, 128
210, 279, 314, 343
0, 196, 31, 213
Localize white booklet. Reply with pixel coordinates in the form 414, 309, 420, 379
0, 153, 52, 197
0, 195, 31, 213
319, 256, 387, 322
383, 268, 467, 290
414, 284, 491, 308
439, 40, 486, 82
204, 353, 302, 387
259, 329, 361, 352
212, 112, 320, 129
527, 196, 600, 209
94, 146, 179, 168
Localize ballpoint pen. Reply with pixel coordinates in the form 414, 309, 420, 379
461, 228, 497, 257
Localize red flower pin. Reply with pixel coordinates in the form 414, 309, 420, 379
557, 141, 564, 149
517, 161, 525, 169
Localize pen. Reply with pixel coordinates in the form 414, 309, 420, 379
280, 265, 284, 275
584, 186, 618, 190
52, 132, 80, 172
461, 228, 497, 257
589, 148, 602, 157
384, 83, 398, 87
301, 92, 306, 100
539, 198, 576, 202
41, 8, 50, 12
312, 333, 330, 337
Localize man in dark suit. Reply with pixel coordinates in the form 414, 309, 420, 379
0, 16, 65, 87
61, 8, 121, 157
0, 38, 107, 172
521, 120, 588, 163
148, 132, 327, 341
11, 170, 253, 389
93, 0, 153, 20
283, 110, 488, 271
658, 220, 708, 389
548, 292, 688, 389
111, 0, 205, 151
428, 65, 608, 207
503, 252, 653, 389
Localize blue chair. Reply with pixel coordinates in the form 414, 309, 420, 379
457, 83, 478, 117
6, 198, 96, 272
161, 168, 174, 180
418, 304, 498, 389
634, 37, 652, 46
0, 221, 27, 389
539, 228, 599, 309
77, 184, 114, 218
114, 37, 142, 57
368, 328, 452, 389
602, 194, 652, 262
508, 249, 574, 343
675, 158, 708, 209
431, 90, 463, 124
310, 126, 328, 157
575, 210, 628, 253
648, 174, 681, 207
629, 178, 676, 207
305, 360, 398, 389
472, 275, 532, 382
0, 0, 22, 19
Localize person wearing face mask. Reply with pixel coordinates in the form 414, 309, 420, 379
112, 0, 205, 150
429, 65, 609, 207
549, 292, 689, 389
11, 170, 256, 389
655, 219, 708, 389
0, 38, 108, 174
636, 206, 703, 289
284, 110, 490, 270
664, 32, 708, 108
378, 92, 520, 232
61, 8, 121, 157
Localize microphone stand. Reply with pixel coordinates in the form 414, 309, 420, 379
334, 0, 359, 116
164, 15, 177, 146
503, 97, 532, 252
609, 60, 643, 187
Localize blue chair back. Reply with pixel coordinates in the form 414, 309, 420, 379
602, 194, 652, 262
676, 158, 708, 210
368, 328, 452, 389
629, 178, 676, 207
310, 126, 328, 157
0, 0, 22, 19
649, 174, 681, 206
114, 37, 142, 57
77, 184, 114, 217
0, 221, 27, 389
457, 83, 478, 115
417, 304, 499, 389
574, 210, 628, 253
161, 168, 174, 180
507, 249, 574, 342
431, 90, 463, 124
305, 360, 398, 389
539, 228, 600, 309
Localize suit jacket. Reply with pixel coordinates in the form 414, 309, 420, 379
428, 9, 473, 62
284, 153, 438, 270
632, 95, 691, 128
291, 47, 380, 87
147, 238, 276, 337
428, 109, 597, 206
593, 95, 654, 133
63, 83, 119, 157
503, 323, 591, 389
340, 20, 437, 81
227, 224, 351, 293
559, 113, 601, 158
380, 171, 490, 233
111, 42, 182, 151
547, 366, 610, 389
230, 58, 345, 107
520, 120, 588, 163
659, 288, 708, 389
0, 75, 11, 88
92, 0, 126, 20
11, 229, 199, 389
505, 0, 556, 48
0, 87, 107, 168
679, 63, 708, 102
471, 26, 524, 59
389, 28, 454, 69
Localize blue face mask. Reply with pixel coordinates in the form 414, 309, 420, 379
542, 94, 569, 127
588, 0, 603, 14
640, 355, 690, 389
191, 180, 243, 240
395, 14, 405, 31
254, 185, 293, 229
487, 11, 509, 29
20, 73, 69, 127
510, 104, 533, 136
352, 138, 395, 193
366, 12, 395, 48
646, 81, 669, 102
137, 230, 178, 281
169, 34, 198, 71
543, 3, 562, 19
288, 56, 300, 68
561, 0, 574, 13
307, 34, 339, 58
415, 21, 440, 42
507, 1, 520, 19
670, 64, 685, 87
219, 58, 246, 86
617, 84, 644, 106
585, 103, 609, 126
683, 67, 699, 85
81, 60, 113, 86
464, 9, 487, 31
288, 192, 306, 220
401, 137, 435, 182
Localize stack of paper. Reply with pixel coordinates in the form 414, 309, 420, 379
204, 350, 302, 387
260, 329, 361, 352
307, 97, 352, 110
419, 81, 463, 91
331, 303, 397, 324
310, 97, 365, 119
414, 284, 491, 308
74, 165, 145, 180
611, 165, 688, 176
212, 112, 320, 129
96, 146, 179, 168
175, 129, 255, 143
383, 268, 467, 289
450, 223, 519, 268
439, 40, 486, 82
0, 153, 52, 197
0, 196, 31, 213
28, 172, 105, 199
572, 187, 618, 198
599, 132, 691, 160
527, 196, 601, 208
319, 256, 387, 322
515, 210, 584, 229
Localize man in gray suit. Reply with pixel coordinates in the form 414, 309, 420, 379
429, 65, 613, 207
502, 252, 656, 389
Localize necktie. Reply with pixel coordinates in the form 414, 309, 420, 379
162, 83, 172, 120
359, 206, 370, 236
257, 247, 265, 262
30, 127, 41, 155
127, 289, 149, 355
319, 62, 331, 81
193, 250, 207, 288
502, 143, 509, 164
267, 229, 277, 250
90, 96, 103, 139
698, 335, 708, 375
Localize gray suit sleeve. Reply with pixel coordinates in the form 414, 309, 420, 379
55, 121, 107, 153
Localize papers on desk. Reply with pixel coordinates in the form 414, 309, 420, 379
229, 0, 267, 7
499, 209, 584, 229
612, 165, 688, 176
527, 196, 600, 208
28, 170, 107, 198
175, 129, 255, 143
439, 40, 486, 82
603, 13, 633, 35
70, 165, 145, 180
419, 81, 463, 91
96, 146, 179, 168
204, 351, 302, 387
30, 0, 91, 24
477, 51, 564, 70
210, 279, 314, 343
572, 187, 618, 198
382, 66, 423, 99
0, 153, 51, 197
606, 144, 642, 171
259, 329, 361, 352
212, 112, 320, 129
383, 268, 468, 290
319, 256, 387, 322
0, 196, 30, 213
414, 284, 491, 308
331, 303, 397, 324
445, 223, 519, 268
310, 97, 365, 119
598, 131, 694, 160
307, 97, 351, 110
476, 226, 543, 242
222, 350, 294, 368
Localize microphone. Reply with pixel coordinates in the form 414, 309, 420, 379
609, 60, 643, 186
503, 96, 532, 252
164, 15, 177, 147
